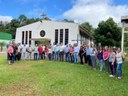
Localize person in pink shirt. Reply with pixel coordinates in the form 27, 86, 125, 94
8, 43, 14, 64
103, 46, 110, 73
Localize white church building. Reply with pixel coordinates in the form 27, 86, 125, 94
15, 20, 90, 46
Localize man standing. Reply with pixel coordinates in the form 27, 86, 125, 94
59, 43, 64, 61
21, 44, 27, 61
38, 45, 43, 60
73, 43, 80, 64
34, 44, 38, 60
17, 43, 22, 61
64, 44, 70, 62
86, 45, 91, 66
27, 44, 33, 60
52, 43, 56, 60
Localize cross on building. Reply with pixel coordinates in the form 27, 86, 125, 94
72, 34, 84, 45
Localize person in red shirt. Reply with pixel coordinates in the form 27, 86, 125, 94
8, 43, 14, 64
38, 44, 43, 60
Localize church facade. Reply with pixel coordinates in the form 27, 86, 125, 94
15, 20, 90, 46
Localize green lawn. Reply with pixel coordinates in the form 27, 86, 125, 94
0, 56, 128, 96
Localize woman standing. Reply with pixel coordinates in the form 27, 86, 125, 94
90, 46, 97, 70
97, 47, 103, 71
108, 48, 116, 77
48, 45, 52, 61
8, 44, 14, 64
79, 46, 84, 64
116, 48, 125, 79
103, 46, 110, 73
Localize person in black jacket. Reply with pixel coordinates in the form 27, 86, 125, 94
79, 46, 85, 64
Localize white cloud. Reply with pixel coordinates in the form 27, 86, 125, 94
63, 0, 128, 27
0, 16, 13, 22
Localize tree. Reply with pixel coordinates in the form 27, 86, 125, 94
0, 21, 5, 31
18, 14, 27, 24
94, 18, 121, 47
80, 22, 94, 39
4, 19, 20, 39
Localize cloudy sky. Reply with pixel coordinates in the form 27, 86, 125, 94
0, 0, 128, 27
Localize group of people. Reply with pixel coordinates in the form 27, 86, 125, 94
7, 42, 125, 79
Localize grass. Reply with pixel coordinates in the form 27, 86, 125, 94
0, 55, 128, 96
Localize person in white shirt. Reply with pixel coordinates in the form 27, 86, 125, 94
17, 43, 22, 60
73, 43, 80, 64
21, 44, 27, 60
34, 44, 38, 60
90, 46, 97, 70
48, 45, 52, 60
27, 44, 33, 60
116, 48, 125, 79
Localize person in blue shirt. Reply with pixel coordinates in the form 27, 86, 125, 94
86, 44, 91, 66
64, 44, 70, 62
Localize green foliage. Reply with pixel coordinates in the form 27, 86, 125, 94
0, 42, 6, 51
35, 40, 50, 45
0, 55, 128, 95
94, 18, 121, 47
0, 14, 40, 39
80, 22, 94, 38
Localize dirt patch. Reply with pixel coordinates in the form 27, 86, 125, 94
0, 80, 39, 96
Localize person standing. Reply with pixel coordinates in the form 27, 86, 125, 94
79, 46, 84, 64
48, 45, 52, 61
52, 43, 56, 60
69, 45, 74, 63
34, 44, 38, 60
17, 43, 22, 61
38, 45, 43, 60
109, 48, 116, 77
8, 43, 14, 64
13, 43, 18, 62
73, 43, 79, 64
103, 46, 110, 73
27, 44, 33, 60
86, 45, 91, 66
97, 47, 103, 71
42, 45, 45, 60
59, 43, 64, 61
90, 46, 97, 70
64, 44, 70, 62
55, 43, 60, 61
83, 45, 87, 64
21, 44, 27, 61
116, 48, 125, 79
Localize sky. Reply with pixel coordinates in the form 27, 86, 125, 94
0, 0, 128, 27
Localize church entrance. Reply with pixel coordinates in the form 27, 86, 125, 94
31, 38, 51, 46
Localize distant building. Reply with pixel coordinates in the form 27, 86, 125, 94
15, 20, 91, 46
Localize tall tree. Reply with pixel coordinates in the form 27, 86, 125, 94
4, 19, 20, 39
94, 18, 121, 47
